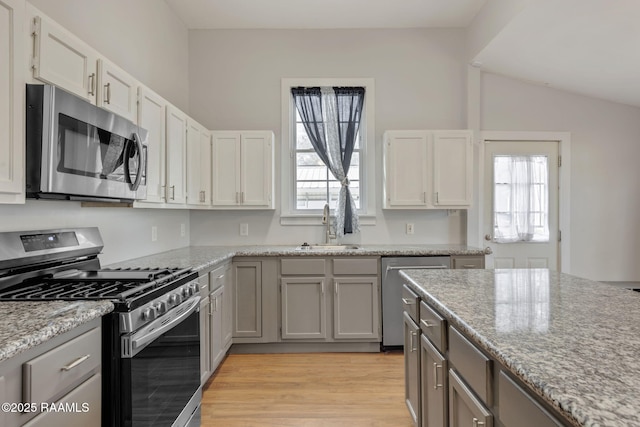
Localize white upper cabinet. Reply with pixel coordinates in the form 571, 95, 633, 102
432, 131, 472, 207
28, 6, 139, 123
384, 130, 473, 209
211, 131, 274, 209
186, 118, 212, 206
97, 59, 138, 123
0, 0, 25, 204
165, 106, 188, 204
136, 86, 167, 204
383, 131, 430, 208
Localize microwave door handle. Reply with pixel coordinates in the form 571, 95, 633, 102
129, 132, 144, 191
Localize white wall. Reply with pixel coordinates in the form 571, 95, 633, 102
481, 72, 640, 281
0, 0, 192, 265
188, 28, 469, 246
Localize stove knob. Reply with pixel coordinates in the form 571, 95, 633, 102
182, 287, 190, 298
169, 293, 181, 305
191, 283, 199, 295
141, 307, 155, 321
155, 301, 167, 314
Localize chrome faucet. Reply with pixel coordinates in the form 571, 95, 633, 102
322, 203, 336, 244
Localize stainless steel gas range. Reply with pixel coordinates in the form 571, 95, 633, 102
0, 227, 201, 427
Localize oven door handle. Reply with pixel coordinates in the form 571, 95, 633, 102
122, 295, 200, 358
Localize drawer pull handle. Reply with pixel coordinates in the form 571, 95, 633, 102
473, 418, 485, 427
410, 331, 418, 352
433, 362, 443, 389
402, 298, 415, 305
421, 319, 433, 328
462, 264, 476, 268
61, 354, 91, 371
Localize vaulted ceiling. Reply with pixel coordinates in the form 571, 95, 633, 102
165, 0, 640, 108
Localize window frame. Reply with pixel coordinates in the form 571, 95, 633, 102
280, 78, 376, 225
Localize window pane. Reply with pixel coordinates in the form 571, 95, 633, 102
296, 123, 314, 150
347, 152, 360, 180
296, 153, 326, 181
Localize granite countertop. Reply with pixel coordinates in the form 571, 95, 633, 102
0, 300, 114, 363
106, 244, 488, 272
400, 268, 640, 427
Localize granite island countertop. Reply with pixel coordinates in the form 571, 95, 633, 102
0, 300, 114, 363
105, 244, 488, 272
400, 268, 640, 427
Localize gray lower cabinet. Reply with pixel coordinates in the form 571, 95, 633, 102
420, 335, 447, 427
404, 311, 421, 426
0, 320, 101, 427
281, 277, 327, 339
279, 257, 381, 343
404, 286, 572, 427
199, 294, 211, 385
451, 255, 485, 269
449, 369, 493, 427
210, 285, 225, 368
233, 260, 262, 338
498, 371, 564, 427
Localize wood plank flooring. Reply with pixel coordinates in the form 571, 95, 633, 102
201, 352, 413, 426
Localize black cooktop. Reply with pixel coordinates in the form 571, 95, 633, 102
0, 267, 195, 308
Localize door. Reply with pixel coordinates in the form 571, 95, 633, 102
240, 131, 273, 207
421, 335, 447, 427
137, 87, 166, 203
384, 131, 429, 208
404, 312, 420, 426
484, 140, 559, 269
333, 277, 380, 340
166, 105, 187, 204
97, 59, 138, 123
281, 278, 327, 339
211, 132, 241, 206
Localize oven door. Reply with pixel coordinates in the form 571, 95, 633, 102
120, 296, 201, 427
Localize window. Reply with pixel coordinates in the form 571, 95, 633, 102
280, 78, 375, 224
493, 155, 549, 242
294, 108, 361, 211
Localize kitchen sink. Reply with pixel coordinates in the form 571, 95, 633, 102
296, 244, 360, 251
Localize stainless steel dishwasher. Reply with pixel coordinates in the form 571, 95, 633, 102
381, 257, 450, 349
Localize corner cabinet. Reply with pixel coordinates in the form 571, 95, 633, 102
384, 130, 473, 209
0, 0, 25, 204
211, 131, 274, 209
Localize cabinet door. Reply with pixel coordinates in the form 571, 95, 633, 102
432, 131, 472, 207
421, 335, 447, 427
165, 105, 187, 204
32, 14, 98, 102
404, 311, 421, 426
97, 59, 138, 123
221, 266, 233, 347
384, 132, 429, 208
211, 132, 241, 206
137, 87, 166, 203
333, 277, 380, 340
210, 286, 224, 370
449, 369, 493, 427
187, 119, 210, 205
281, 278, 327, 339
0, 0, 25, 204
240, 131, 273, 207
199, 296, 211, 385
233, 261, 262, 338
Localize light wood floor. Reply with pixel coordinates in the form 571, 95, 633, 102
201, 351, 414, 427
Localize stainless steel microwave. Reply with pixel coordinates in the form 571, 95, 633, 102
25, 84, 148, 202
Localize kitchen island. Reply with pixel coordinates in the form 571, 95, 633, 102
400, 268, 639, 427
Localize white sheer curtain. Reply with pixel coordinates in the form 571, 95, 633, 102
493, 155, 549, 243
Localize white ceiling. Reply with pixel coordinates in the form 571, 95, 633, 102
166, 0, 640, 108
164, 0, 487, 29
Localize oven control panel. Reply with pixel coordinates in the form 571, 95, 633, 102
120, 280, 199, 333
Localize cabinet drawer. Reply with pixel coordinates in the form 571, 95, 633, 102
210, 262, 230, 292
23, 373, 101, 427
402, 285, 419, 322
449, 327, 492, 405
499, 371, 563, 427
23, 327, 101, 404
449, 369, 493, 427
281, 258, 326, 275
451, 256, 484, 269
198, 274, 209, 296
419, 301, 446, 353
333, 258, 378, 275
